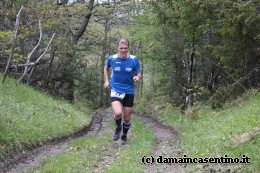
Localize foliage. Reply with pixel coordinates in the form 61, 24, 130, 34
210, 87, 230, 109
214, 0, 260, 79
132, 0, 259, 109
0, 0, 259, 108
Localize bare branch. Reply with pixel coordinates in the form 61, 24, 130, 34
11, 62, 35, 67
2, 5, 23, 83
26, 33, 56, 83
28, 20, 43, 61
35, 33, 56, 65
17, 20, 43, 84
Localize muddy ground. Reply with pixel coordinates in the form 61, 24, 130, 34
0, 111, 186, 173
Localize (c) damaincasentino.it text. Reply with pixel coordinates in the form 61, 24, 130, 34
141, 155, 250, 164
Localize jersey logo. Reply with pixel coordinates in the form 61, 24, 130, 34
126, 68, 132, 72
114, 67, 121, 71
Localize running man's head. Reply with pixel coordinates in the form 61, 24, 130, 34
117, 38, 129, 58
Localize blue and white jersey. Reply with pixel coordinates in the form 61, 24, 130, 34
106, 54, 141, 95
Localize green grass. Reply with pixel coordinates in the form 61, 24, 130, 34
0, 74, 155, 172
104, 117, 155, 173
31, 116, 155, 173
34, 136, 110, 173
0, 74, 92, 159
2, 71, 258, 172
156, 91, 260, 172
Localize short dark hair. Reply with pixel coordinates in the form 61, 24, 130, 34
117, 38, 129, 47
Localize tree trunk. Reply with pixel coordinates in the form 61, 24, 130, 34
186, 36, 195, 108
136, 41, 143, 97
45, 47, 56, 88
72, 0, 95, 45
140, 48, 144, 97
68, 0, 95, 102
2, 6, 23, 83
100, 19, 110, 107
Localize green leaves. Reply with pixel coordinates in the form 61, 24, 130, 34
218, 0, 258, 39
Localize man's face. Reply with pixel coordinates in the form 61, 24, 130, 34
117, 43, 129, 58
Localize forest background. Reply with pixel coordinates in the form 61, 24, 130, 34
0, 0, 259, 172
1, 0, 259, 109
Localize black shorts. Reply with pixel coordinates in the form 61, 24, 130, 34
110, 94, 134, 107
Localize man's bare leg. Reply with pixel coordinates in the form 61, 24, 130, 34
112, 101, 123, 141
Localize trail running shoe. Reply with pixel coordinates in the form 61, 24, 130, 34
121, 134, 128, 145
112, 126, 122, 141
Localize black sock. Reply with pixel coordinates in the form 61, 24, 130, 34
114, 116, 122, 127
123, 122, 131, 134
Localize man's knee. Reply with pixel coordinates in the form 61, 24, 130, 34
112, 101, 123, 118
114, 112, 122, 118
123, 114, 131, 123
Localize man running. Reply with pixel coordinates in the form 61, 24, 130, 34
103, 38, 141, 144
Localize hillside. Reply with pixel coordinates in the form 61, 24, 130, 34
0, 74, 92, 160
143, 90, 260, 172
0, 73, 259, 172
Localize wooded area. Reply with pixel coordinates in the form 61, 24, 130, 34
0, 0, 259, 109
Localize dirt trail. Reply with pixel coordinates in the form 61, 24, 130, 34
0, 113, 103, 173
136, 114, 185, 173
90, 112, 122, 173
0, 112, 185, 173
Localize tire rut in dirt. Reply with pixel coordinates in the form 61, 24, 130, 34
90, 112, 122, 173
0, 113, 103, 173
136, 114, 185, 173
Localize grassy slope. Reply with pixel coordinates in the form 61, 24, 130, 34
1, 73, 259, 172
0, 74, 92, 159
156, 91, 260, 172
0, 74, 155, 173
